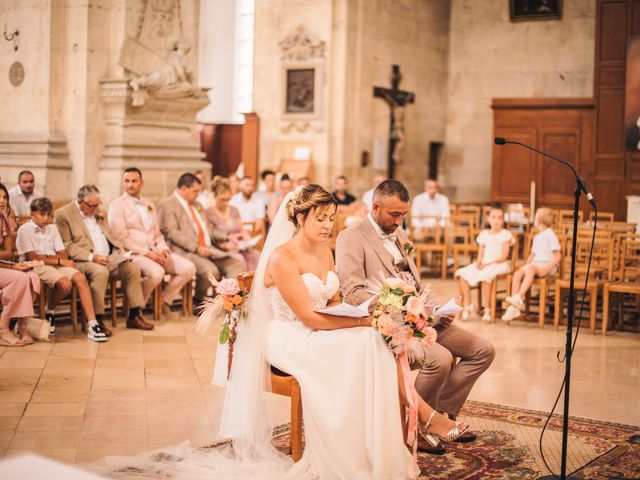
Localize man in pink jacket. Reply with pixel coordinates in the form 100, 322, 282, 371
108, 168, 196, 315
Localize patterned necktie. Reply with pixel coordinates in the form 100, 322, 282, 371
187, 203, 206, 247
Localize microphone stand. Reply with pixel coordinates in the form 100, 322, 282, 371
495, 138, 595, 480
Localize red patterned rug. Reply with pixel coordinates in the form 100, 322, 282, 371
268, 401, 640, 479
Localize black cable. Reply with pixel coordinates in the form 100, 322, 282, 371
538, 206, 598, 479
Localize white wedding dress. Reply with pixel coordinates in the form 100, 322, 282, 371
86, 189, 416, 480
266, 271, 415, 480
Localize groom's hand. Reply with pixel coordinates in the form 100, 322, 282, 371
439, 314, 455, 327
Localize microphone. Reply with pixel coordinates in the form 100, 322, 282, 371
494, 137, 596, 207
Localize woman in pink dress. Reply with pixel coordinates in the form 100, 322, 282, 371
0, 183, 40, 346
205, 176, 260, 271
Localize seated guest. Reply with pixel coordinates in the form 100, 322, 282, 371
361, 174, 385, 211
16, 198, 108, 342
411, 179, 451, 231
108, 168, 196, 316
0, 183, 40, 346
228, 174, 240, 195
205, 176, 260, 271
8, 170, 42, 217
455, 206, 514, 322
195, 170, 214, 209
297, 176, 310, 187
55, 185, 152, 332
502, 207, 561, 322
256, 169, 278, 207
267, 174, 293, 225
157, 173, 245, 310
332, 175, 357, 207
229, 176, 266, 234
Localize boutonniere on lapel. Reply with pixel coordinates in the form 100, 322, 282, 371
402, 241, 415, 255
195, 203, 203, 213
94, 212, 106, 223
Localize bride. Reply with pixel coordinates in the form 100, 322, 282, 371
91, 185, 467, 479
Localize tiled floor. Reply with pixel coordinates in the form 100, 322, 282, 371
0, 278, 638, 466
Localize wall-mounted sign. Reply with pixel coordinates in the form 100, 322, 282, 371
9, 62, 24, 87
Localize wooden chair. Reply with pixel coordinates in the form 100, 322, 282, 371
38, 281, 81, 332
506, 232, 564, 328
553, 237, 614, 334
237, 271, 303, 462
557, 209, 583, 229
589, 211, 614, 223
602, 236, 640, 335
456, 205, 481, 231
409, 214, 447, 279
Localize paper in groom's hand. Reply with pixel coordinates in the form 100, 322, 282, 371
433, 297, 463, 326
315, 296, 374, 318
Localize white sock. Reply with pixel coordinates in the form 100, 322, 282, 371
513, 294, 522, 302
87, 319, 98, 328
45, 308, 55, 315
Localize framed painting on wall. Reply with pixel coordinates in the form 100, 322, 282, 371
625, 36, 640, 150
509, 0, 562, 21
285, 68, 315, 114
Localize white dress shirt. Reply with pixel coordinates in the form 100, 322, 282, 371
229, 192, 266, 223
411, 192, 451, 228
362, 188, 374, 211
8, 185, 42, 217
174, 192, 212, 247
368, 213, 403, 264
76, 202, 110, 260
16, 220, 65, 261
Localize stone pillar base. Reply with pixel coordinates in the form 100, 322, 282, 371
98, 78, 210, 202
0, 134, 72, 202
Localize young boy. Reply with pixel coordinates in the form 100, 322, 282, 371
16, 197, 108, 342
501, 207, 561, 322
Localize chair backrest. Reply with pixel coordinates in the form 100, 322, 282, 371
561, 236, 614, 280
408, 214, 444, 243
590, 211, 614, 223
456, 205, 481, 230
620, 237, 640, 282
237, 271, 255, 294
557, 209, 583, 229
446, 214, 474, 245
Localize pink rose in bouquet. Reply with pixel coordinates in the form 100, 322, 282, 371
217, 278, 241, 297
405, 296, 425, 317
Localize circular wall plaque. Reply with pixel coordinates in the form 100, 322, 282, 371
9, 62, 24, 87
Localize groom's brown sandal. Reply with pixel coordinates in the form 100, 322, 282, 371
416, 432, 446, 455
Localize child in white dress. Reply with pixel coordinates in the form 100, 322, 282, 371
502, 207, 561, 322
455, 206, 514, 322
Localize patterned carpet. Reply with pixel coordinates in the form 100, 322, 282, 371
268, 401, 640, 479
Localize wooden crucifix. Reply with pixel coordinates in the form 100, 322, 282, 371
373, 65, 415, 179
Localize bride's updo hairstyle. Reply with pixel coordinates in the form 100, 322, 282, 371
210, 176, 231, 197
286, 184, 337, 228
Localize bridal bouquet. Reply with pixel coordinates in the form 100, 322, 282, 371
196, 275, 249, 379
371, 277, 438, 364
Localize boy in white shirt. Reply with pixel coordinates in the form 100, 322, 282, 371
502, 207, 561, 321
16, 198, 108, 342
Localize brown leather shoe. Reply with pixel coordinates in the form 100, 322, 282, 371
97, 320, 113, 337
126, 316, 154, 330
416, 432, 446, 455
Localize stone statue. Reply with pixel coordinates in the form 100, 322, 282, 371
129, 38, 198, 107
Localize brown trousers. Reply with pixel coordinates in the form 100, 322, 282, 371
414, 323, 495, 416
75, 260, 145, 314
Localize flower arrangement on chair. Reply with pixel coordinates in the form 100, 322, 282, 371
196, 275, 249, 380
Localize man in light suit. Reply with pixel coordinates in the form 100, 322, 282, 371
55, 185, 152, 331
336, 179, 494, 455
108, 168, 196, 315
157, 173, 245, 310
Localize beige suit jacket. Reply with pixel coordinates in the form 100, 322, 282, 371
336, 216, 420, 306
54, 202, 120, 262
157, 194, 227, 257
108, 193, 169, 255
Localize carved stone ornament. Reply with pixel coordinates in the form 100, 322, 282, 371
279, 25, 326, 61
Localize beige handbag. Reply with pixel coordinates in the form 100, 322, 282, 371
25, 317, 50, 342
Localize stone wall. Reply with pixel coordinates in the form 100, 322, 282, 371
443, 0, 596, 202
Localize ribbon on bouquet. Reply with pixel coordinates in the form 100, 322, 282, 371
398, 351, 419, 466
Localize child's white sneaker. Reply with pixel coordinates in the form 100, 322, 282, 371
482, 309, 492, 323
505, 295, 524, 311
501, 305, 521, 322
461, 304, 475, 321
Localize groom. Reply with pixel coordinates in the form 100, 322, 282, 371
335, 179, 495, 454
